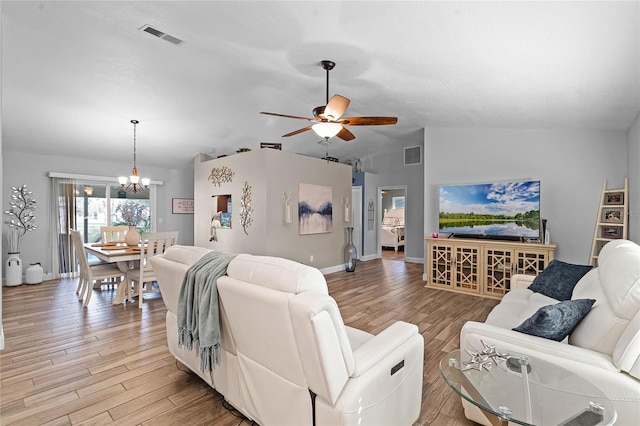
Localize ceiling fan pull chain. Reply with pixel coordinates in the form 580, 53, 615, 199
325, 137, 330, 163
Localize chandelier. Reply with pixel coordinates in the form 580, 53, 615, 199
118, 119, 150, 193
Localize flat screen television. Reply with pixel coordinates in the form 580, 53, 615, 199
439, 180, 541, 240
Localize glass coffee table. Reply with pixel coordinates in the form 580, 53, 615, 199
439, 348, 616, 426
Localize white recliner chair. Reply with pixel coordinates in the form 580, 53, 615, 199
152, 247, 424, 426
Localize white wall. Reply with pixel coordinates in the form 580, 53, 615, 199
1, 149, 194, 280
628, 112, 640, 243
360, 132, 425, 262
424, 127, 629, 265
194, 149, 352, 270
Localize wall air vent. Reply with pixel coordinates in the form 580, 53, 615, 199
404, 145, 422, 166
140, 25, 184, 45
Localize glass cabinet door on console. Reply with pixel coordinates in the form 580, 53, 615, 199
428, 242, 453, 290
484, 247, 512, 298
427, 241, 480, 294
515, 250, 547, 275
454, 244, 480, 294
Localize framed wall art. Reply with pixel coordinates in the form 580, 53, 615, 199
172, 198, 194, 214
602, 209, 622, 223
298, 183, 332, 235
260, 142, 282, 150
602, 226, 622, 239
604, 192, 624, 205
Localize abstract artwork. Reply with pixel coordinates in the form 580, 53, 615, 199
299, 183, 332, 235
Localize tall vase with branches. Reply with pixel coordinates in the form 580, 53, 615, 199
4, 184, 37, 254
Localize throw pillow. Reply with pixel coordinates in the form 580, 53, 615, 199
527, 260, 592, 300
512, 299, 596, 341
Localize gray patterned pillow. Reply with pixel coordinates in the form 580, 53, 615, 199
528, 260, 592, 301
512, 299, 596, 341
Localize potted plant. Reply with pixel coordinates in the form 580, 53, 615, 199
4, 185, 37, 286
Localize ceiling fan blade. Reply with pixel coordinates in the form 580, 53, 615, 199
340, 116, 398, 126
336, 127, 356, 141
282, 126, 313, 137
260, 111, 314, 121
324, 95, 350, 120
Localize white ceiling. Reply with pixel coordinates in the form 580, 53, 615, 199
2, 1, 639, 169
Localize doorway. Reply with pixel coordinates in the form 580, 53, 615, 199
378, 186, 406, 261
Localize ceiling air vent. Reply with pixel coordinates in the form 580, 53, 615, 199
404, 145, 422, 166
140, 25, 184, 46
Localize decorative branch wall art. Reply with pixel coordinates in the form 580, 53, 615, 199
208, 166, 234, 186
239, 181, 253, 235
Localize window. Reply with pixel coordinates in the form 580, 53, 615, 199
72, 183, 150, 243
392, 196, 405, 209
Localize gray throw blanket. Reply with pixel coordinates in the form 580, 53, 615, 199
177, 250, 237, 373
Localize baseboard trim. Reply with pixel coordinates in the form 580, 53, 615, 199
320, 264, 345, 275
404, 256, 424, 264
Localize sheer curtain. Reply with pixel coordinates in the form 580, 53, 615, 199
50, 177, 77, 278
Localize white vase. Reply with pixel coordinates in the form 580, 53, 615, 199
5, 253, 23, 286
125, 225, 140, 246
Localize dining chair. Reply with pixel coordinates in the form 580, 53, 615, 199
100, 225, 129, 243
92, 225, 130, 274
70, 229, 124, 307
125, 231, 179, 308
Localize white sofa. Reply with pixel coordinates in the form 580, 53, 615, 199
381, 208, 405, 252
460, 239, 640, 425
151, 245, 424, 426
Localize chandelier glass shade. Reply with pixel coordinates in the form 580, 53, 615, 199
118, 119, 150, 193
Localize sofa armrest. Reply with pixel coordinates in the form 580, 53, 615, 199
352, 322, 420, 376
511, 274, 535, 291
461, 321, 618, 372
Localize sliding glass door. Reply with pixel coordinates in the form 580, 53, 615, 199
55, 180, 152, 275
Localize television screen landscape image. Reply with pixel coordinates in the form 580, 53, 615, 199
439, 180, 541, 239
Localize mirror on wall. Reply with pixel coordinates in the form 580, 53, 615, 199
212, 194, 232, 229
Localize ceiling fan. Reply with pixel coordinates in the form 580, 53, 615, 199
260, 60, 398, 142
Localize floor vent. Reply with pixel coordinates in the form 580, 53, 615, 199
141, 25, 184, 45
404, 145, 422, 166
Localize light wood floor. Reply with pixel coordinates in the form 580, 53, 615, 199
1, 257, 498, 425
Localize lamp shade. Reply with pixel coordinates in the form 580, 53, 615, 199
312, 122, 342, 139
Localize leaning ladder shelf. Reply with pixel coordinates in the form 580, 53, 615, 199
589, 177, 628, 266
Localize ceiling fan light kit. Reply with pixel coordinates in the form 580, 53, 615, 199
118, 119, 151, 193
312, 122, 343, 139
260, 60, 397, 143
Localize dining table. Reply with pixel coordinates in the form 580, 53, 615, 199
84, 242, 141, 304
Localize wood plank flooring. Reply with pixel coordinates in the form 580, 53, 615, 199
1, 257, 498, 425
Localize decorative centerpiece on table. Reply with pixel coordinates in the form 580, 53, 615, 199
4, 184, 37, 286
115, 201, 148, 246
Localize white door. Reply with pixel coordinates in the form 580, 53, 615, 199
352, 186, 363, 259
